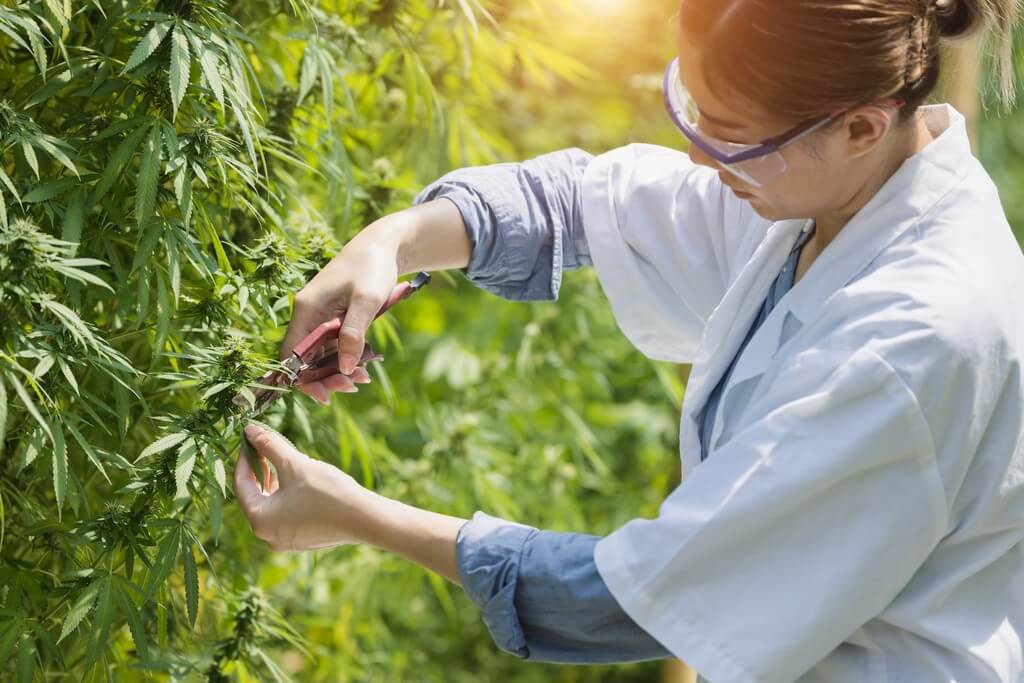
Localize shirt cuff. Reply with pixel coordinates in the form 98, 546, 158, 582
413, 177, 562, 302
456, 511, 537, 658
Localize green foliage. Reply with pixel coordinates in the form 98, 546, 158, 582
0, 1, 678, 680
2, 0, 1019, 681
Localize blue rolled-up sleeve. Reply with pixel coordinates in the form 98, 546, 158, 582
412, 148, 593, 302
456, 511, 672, 664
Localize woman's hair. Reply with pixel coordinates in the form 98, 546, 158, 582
678, 0, 1021, 124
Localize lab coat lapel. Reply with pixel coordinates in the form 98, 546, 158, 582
678, 218, 806, 471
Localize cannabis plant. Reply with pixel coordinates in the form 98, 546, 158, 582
0, 1, 687, 681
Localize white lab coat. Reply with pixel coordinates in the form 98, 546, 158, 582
584, 104, 1024, 682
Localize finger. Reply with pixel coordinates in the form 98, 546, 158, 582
336, 291, 385, 375
244, 423, 303, 482
296, 381, 330, 405
322, 373, 358, 394
350, 366, 372, 384
233, 447, 265, 516
280, 297, 336, 361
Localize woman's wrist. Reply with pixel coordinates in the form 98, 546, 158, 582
342, 488, 467, 585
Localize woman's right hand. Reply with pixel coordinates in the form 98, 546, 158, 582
281, 241, 400, 405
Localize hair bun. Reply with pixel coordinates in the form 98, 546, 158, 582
936, 0, 983, 39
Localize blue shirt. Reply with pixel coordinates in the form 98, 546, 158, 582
413, 150, 815, 665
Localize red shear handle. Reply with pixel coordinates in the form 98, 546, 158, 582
290, 280, 416, 360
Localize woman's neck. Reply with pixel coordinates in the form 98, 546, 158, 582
812, 111, 936, 249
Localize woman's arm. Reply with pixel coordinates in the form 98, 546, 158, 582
234, 422, 669, 664
402, 147, 594, 301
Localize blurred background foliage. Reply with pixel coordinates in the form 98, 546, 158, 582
0, 0, 1019, 681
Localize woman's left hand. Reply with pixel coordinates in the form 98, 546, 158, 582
232, 422, 373, 551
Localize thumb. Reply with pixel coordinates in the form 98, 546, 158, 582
243, 423, 303, 482
336, 291, 385, 374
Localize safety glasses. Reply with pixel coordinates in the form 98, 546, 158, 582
662, 57, 903, 188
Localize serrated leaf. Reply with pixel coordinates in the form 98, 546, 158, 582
92, 123, 148, 204
200, 445, 227, 500
183, 545, 198, 628
65, 420, 109, 484
25, 67, 72, 107
165, 224, 180, 304
200, 382, 231, 401
26, 27, 46, 75
6, 374, 52, 443
39, 298, 93, 347
22, 177, 78, 203
168, 25, 191, 120
51, 418, 67, 517
224, 79, 257, 167
58, 580, 102, 643
130, 219, 162, 273
114, 578, 149, 660
33, 356, 54, 379
50, 264, 114, 293
44, 0, 68, 29
21, 428, 44, 470
315, 46, 334, 121
57, 359, 78, 395
32, 135, 79, 177
113, 382, 130, 440
175, 167, 192, 228
83, 577, 113, 671
198, 45, 224, 108
137, 431, 188, 461
122, 23, 170, 73
298, 44, 319, 104
174, 440, 197, 501
143, 526, 179, 600
153, 270, 171, 360
135, 123, 162, 230
20, 140, 39, 178
61, 189, 85, 254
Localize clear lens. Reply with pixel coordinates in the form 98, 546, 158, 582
722, 154, 787, 188
664, 58, 789, 188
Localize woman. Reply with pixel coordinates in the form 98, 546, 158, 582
233, 1, 1024, 681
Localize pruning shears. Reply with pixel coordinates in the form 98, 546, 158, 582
234, 271, 431, 487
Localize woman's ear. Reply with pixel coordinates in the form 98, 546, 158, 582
842, 106, 896, 159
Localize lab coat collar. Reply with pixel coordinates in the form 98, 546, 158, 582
723, 104, 971, 390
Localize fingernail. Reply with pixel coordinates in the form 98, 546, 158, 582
244, 423, 260, 439
319, 397, 330, 405
339, 353, 356, 374
341, 385, 358, 394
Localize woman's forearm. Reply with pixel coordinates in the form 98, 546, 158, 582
349, 198, 471, 276
350, 489, 467, 585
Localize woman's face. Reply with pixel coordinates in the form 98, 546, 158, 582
675, 48, 886, 222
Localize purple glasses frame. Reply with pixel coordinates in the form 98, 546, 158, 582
662, 56, 906, 167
